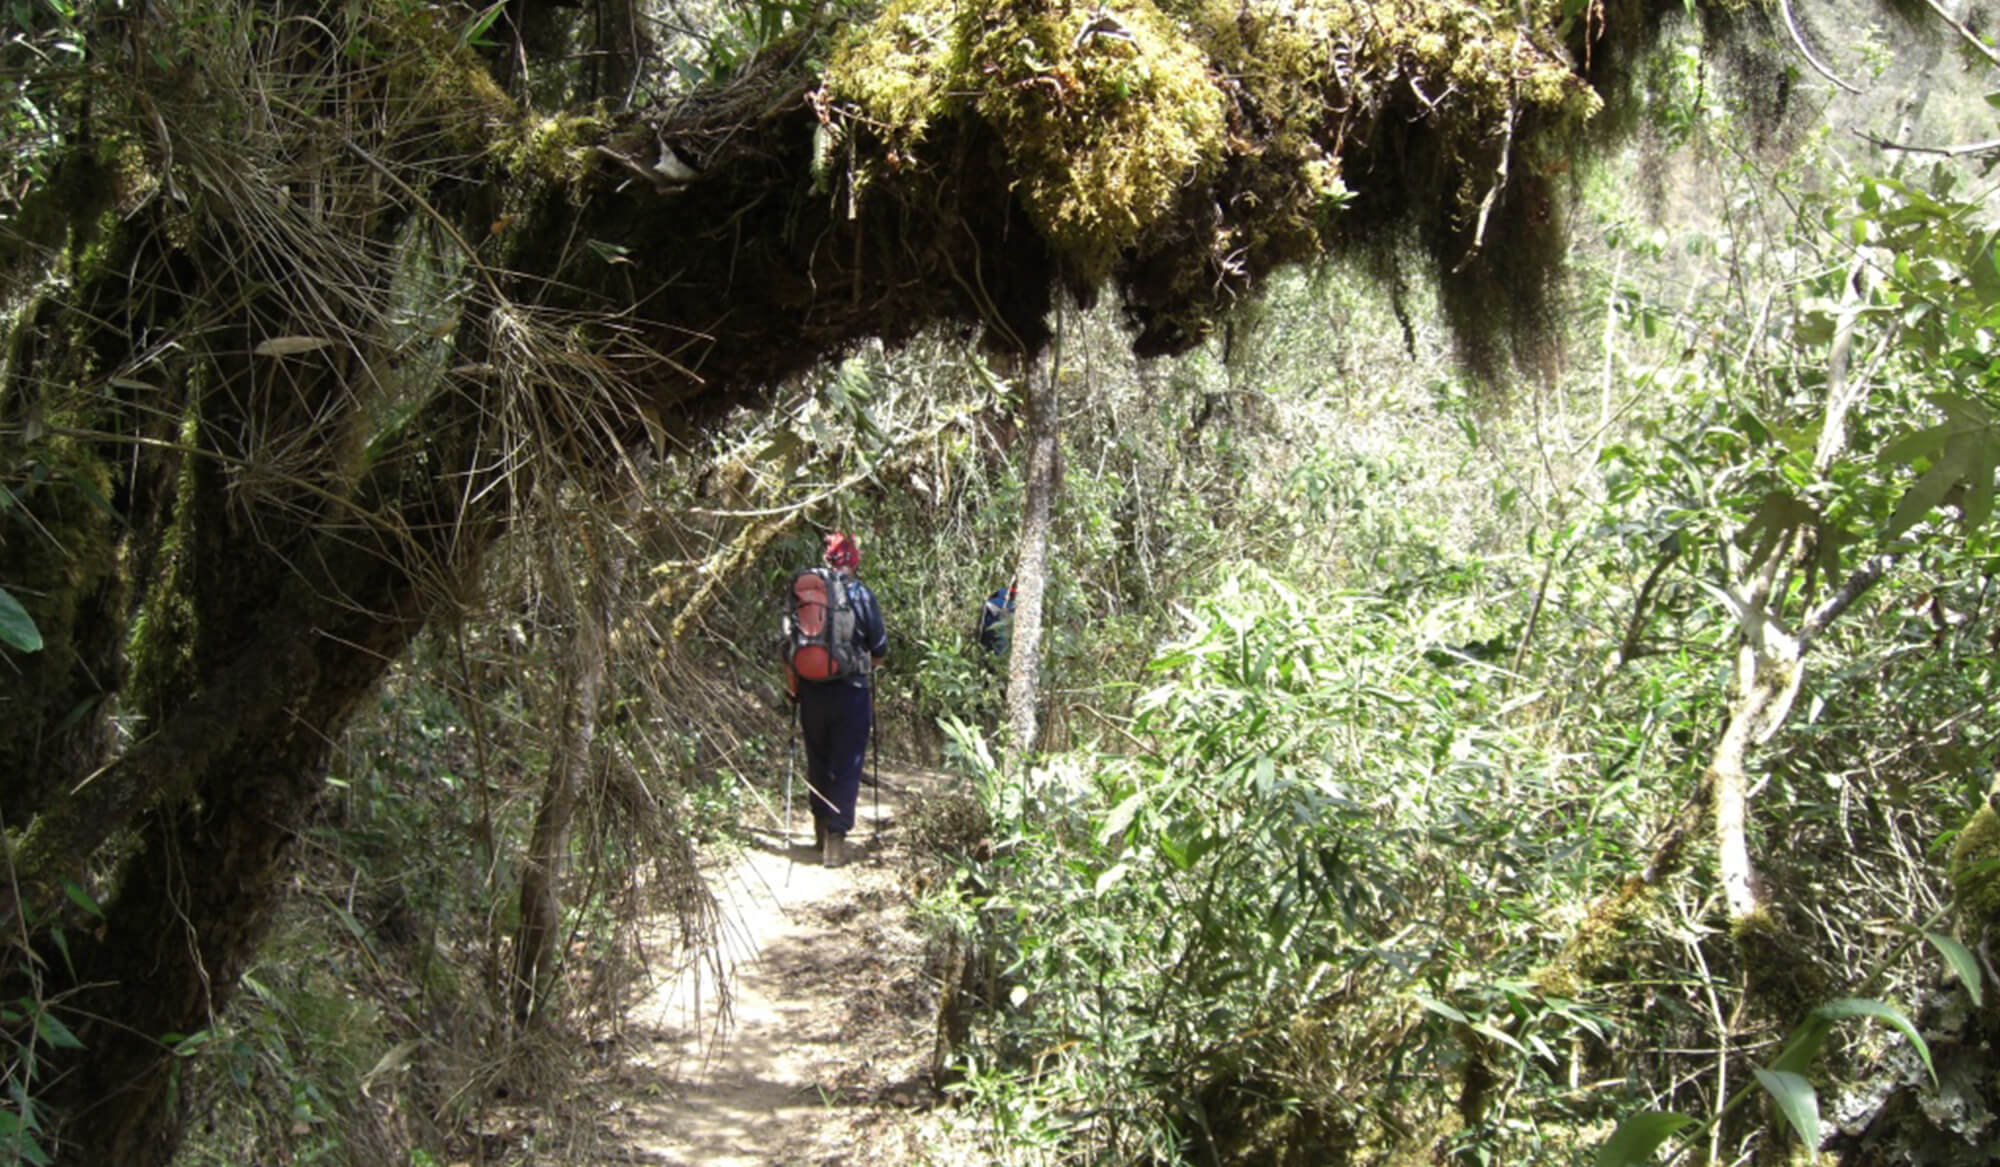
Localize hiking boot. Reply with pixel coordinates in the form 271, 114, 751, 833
823, 831, 846, 869
813, 818, 825, 851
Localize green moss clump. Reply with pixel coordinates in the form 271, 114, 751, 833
1949, 801, 2000, 927
823, 0, 1631, 363
508, 112, 610, 188
826, 0, 1227, 281
377, 4, 515, 155
821, 0, 958, 148
1534, 877, 1657, 996
963, 0, 1226, 279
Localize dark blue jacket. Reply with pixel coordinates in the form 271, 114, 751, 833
979, 586, 1014, 654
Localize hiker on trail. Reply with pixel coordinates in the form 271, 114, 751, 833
978, 583, 1016, 656
783, 531, 887, 868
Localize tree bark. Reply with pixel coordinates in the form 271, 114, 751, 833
510, 492, 634, 1027
1005, 358, 1059, 761
1711, 642, 1796, 923
42, 378, 510, 1163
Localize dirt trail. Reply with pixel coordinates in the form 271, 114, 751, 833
592, 762, 962, 1166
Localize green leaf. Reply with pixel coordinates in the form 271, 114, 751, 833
0, 1125, 51, 1167
1930, 393, 1996, 427
1734, 491, 1816, 566
33, 1010, 83, 1050
1754, 1067, 1820, 1150
1415, 994, 1469, 1025
1878, 419, 1966, 468
1767, 1012, 1836, 1075
1471, 1019, 1527, 1054
0, 587, 42, 653
61, 880, 103, 921
1814, 998, 1934, 1083
1098, 792, 1146, 845
165, 1028, 216, 1056
1594, 1110, 1693, 1166
458, 0, 505, 48
1886, 442, 1971, 540
1967, 231, 2000, 308
1925, 931, 1983, 1006
1962, 440, 1997, 535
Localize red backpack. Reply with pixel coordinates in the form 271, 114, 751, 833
783, 567, 864, 682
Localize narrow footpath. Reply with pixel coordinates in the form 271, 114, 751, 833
589, 762, 965, 1166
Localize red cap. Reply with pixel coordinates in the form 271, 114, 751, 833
824, 531, 859, 569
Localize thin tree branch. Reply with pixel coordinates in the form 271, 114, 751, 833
1801, 552, 1898, 645
1780, 0, 1861, 93
1857, 130, 2000, 159
1922, 0, 2000, 67
1459, 99, 1517, 268
1614, 537, 1683, 669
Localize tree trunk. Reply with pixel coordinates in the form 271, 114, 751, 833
510, 495, 634, 1027
41, 381, 510, 1164
1005, 358, 1059, 761
1711, 642, 1796, 923
1712, 270, 1874, 927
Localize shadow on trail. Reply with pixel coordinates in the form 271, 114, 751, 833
736, 823, 892, 871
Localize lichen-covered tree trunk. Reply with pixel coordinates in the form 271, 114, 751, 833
1829, 977, 2000, 1163
1005, 360, 1058, 760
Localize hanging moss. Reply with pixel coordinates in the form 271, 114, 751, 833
820, 0, 1606, 363
827, 0, 1227, 281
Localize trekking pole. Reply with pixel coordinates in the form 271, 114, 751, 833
784, 699, 799, 846
870, 672, 881, 843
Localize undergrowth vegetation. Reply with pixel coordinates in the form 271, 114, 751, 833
11, 3, 1996, 1165
879, 35, 2000, 1165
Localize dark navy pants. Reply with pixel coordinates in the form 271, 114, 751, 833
798, 680, 871, 834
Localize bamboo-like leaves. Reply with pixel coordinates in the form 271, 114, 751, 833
0, 586, 42, 652
1753, 1068, 1820, 1150
1600, 996, 1936, 1162
1925, 930, 1983, 1006
1595, 1110, 1693, 1166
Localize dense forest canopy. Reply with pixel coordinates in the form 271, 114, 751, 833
2, 0, 1998, 1162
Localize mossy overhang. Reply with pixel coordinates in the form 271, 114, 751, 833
503, 0, 1765, 434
